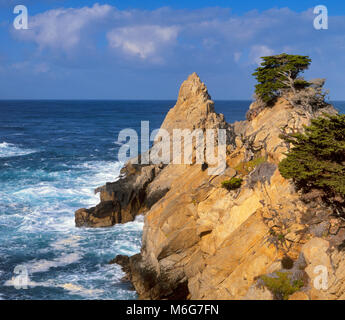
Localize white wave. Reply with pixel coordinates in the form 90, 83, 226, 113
120, 214, 144, 231
6, 160, 123, 234
51, 236, 81, 251
72, 161, 123, 184
4, 276, 104, 298
16, 207, 75, 233
54, 263, 130, 299
70, 160, 123, 206
0, 142, 37, 158
13, 184, 93, 201
4, 278, 47, 288
23, 252, 82, 274
14, 185, 62, 198
1, 158, 142, 299
119, 214, 144, 232
8, 160, 122, 202
60, 283, 104, 296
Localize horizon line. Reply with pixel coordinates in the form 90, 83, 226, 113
0, 98, 255, 101
0, 99, 345, 102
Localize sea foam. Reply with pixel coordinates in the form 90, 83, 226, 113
0, 142, 37, 158
23, 252, 83, 274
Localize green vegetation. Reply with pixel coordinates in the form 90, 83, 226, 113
279, 114, 345, 202
234, 156, 266, 176
221, 177, 243, 191
261, 271, 304, 300
277, 234, 285, 242
270, 228, 285, 243
281, 256, 294, 270
253, 53, 311, 104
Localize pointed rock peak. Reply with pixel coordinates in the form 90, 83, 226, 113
187, 72, 201, 82
177, 72, 211, 104
160, 73, 227, 133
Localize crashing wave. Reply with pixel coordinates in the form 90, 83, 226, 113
0, 142, 37, 158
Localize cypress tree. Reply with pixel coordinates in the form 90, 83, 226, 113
253, 53, 312, 104
279, 114, 345, 203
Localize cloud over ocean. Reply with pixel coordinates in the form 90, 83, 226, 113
0, 2, 344, 99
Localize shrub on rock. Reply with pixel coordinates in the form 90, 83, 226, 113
261, 271, 304, 300
221, 177, 243, 191
279, 114, 345, 211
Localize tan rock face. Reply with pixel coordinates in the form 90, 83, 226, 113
75, 163, 164, 227
117, 75, 341, 300
77, 72, 345, 300
302, 238, 331, 278
160, 73, 228, 134
238, 97, 337, 164
74, 73, 233, 228
288, 292, 309, 300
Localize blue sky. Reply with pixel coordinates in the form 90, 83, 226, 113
1, 0, 345, 99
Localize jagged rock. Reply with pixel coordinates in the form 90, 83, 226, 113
75, 201, 121, 228
160, 73, 230, 135
109, 254, 129, 266
121, 84, 338, 300
77, 72, 345, 300
75, 163, 164, 227
75, 73, 233, 228
246, 100, 266, 121
108, 255, 131, 281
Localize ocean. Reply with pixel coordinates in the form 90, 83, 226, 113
0, 100, 344, 300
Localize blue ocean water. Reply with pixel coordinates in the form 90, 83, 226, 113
0, 100, 344, 300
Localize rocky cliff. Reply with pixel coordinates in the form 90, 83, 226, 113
75, 73, 233, 228
76, 73, 345, 300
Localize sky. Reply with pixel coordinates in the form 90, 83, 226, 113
0, 0, 345, 100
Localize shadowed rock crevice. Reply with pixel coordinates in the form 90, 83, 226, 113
247, 162, 277, 189
112, 253, 190, 300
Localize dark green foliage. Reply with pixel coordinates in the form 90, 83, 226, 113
279, 114, 345, 200
261, 271, 304, 300
281, 256, 294, 270
221, 177, 243, 191
253, 53, 311, 104
293, 79, 311, 90
277, 234, 285, 242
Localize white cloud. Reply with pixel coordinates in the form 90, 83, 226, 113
249, 45, 275, 65
11, 5, 337, 66
7, 3, 345, 99
107, 25, 178, 60
14, 3, 112, 51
